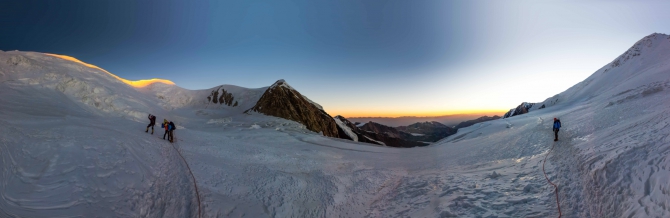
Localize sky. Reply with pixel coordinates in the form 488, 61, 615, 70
1, 0, 669, 117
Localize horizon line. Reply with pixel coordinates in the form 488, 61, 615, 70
334, 110, 508, 119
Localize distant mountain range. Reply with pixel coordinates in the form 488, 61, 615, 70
347, 113, 502, 127
453, 115, 501, 129
395, 121, 457, 142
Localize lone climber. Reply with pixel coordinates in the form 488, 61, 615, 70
553, 118, 562, 141
146, 114, 156, 134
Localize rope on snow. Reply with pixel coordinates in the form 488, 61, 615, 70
168, 131, 203, 218
543, 141, 562, 218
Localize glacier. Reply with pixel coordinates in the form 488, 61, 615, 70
1, 33, 670, 217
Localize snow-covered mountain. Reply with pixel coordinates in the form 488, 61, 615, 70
437, 33, 670, 217
2, 33, 670, 217
503, 33, 670, 119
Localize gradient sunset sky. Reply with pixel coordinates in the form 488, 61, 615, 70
2, 0, 669, 117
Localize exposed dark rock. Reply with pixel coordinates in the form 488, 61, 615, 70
503, 102, 535, 118
333, 116, 384, 145
454, 115, 501, 129
211, 88, 219, 104
245, 80, 341, 138
207, 86, 237, 106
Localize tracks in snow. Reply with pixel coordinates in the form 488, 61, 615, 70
167, 137, 203, 218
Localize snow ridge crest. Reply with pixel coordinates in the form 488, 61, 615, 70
608, 33, 669, 70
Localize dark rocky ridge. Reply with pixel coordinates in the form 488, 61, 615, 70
395, 121, 457, 142
359, 121, 408, 139
503, 102, 535, 118
245, 80, 341, 138
358, 122, 429, 147
333, 116, 385, 145
454, 115, 501, 129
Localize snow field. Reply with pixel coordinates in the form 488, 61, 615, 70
3, 34, 670, 217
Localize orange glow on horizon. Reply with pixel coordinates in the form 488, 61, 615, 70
329, 109, 509, 118
45, 53, 175, 88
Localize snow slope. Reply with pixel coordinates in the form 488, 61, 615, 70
2, 33, 670, 218
436, 33, 670, 217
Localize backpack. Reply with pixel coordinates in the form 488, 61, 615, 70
553, 120, 561, 129
169, 122, 176, 131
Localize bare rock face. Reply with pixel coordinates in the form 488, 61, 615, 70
503, 102, 535, 118
245, 80, 340, 138
333, 115, 384, 145
207, 86, 237, 106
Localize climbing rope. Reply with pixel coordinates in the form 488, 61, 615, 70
543, 141, 562, 218
168, 131, 203, 218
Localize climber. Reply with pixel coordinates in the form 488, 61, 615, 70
553, 118, 562, 141
168, 121, 176, 143
162, 119, 171, 141
146, 114, 156, 134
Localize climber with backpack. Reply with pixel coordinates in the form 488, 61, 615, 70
162, 119, 171, 141
168, 121, 176, 143
553, 118, 562, 141
146, 114, 156, 134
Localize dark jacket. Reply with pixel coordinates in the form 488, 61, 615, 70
148, 115, 156, 125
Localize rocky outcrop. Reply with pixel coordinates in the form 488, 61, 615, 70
396, 121, 458, 142
454, 115, 501, 129
503, 102, 535, 118
245, 80, 341, 138
207, 86, 237, 106
244, 80, 435, 147
333, 116, 384, 145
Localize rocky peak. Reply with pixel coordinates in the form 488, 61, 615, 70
245, 79, 340, 138
207, 85, 238, 107
503, 102, 535, 118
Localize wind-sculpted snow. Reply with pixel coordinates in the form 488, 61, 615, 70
45, 53, 175, 88
2, 33, 670, 217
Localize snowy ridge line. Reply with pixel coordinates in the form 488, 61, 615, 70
543, 141, 562, 218
168, 134, 202, 218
